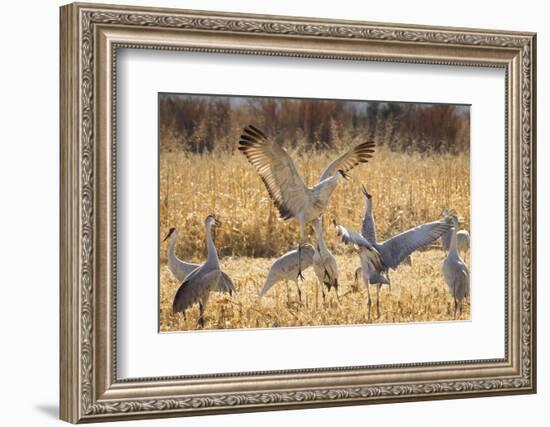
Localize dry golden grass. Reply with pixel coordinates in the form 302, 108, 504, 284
159, 145, 470, 331
160, 251, 470, 331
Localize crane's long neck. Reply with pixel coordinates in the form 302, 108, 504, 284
449, 226, 459, 256
167, 232, 178, 261
205, 224, 219, 266
312, 220, 328, 253
365, 198, 378, 243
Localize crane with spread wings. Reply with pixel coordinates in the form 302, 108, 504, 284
238, 125, 375, 279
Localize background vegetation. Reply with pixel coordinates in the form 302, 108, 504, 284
160, 94, 470, 154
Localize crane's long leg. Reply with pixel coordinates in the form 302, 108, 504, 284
296, 222, 306, 281
353, 268, 361, 292
198, 302, 205, 328
297, 244, 305, 281
294, 280, 302, 303
453, 298, 458, 319
285, 281, 290, 305
366, 283, 372, 322
376, 285, 381, 319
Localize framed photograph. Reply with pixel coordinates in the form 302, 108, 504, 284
60, 2, 537, 423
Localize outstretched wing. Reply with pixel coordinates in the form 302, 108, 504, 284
380, 218, 453, 269
319, 141, 375, 182
335, 224, 384, 271
336, 224, 376, 250
239, 125, 308, 220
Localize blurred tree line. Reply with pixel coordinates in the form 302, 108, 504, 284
159, 94, 469, 154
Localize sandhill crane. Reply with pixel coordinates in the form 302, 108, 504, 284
311, 217, 339, 302
443, 215, 470, 319
335, 186, 453, 319
163, 227, 200, 282
172, 215, 236, 327
259, 244, 315, 301
239, 125, 375, 278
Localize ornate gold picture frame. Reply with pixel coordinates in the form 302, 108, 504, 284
60, 2, 536, 423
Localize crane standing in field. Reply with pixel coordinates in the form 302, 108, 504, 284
311, 217, 339, 303
443, 214, 470, 319
259, 244, 315, 302
238, 125, 375, 279
335, 186, 454, 320
172, 215, 236, 327
163, 227, 200, 282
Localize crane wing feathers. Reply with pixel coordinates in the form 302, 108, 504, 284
336, 225, 375, 249
380, 219, 453, 269
299, 245, 316, 265
259, 246, 315, 297
444, 259, 470, 298
319, 140, 375, 182
172, 269, 231, 313
276, 246, 315, 271
335, 224, 384, 271
219, 271, 237, 295
323, 257, 338, 285
239, 125, 308, 220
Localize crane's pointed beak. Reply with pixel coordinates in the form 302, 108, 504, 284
214, 217, 222, 227
341, 171, 351, 181
361, 184, 372, 199
162, 228, 174, 242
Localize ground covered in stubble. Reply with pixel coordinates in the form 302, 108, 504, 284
160, 251, 470, 332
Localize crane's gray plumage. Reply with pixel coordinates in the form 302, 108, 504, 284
457, 230, 470, 253
441, 228, 470, 254
311, 217, 339, 302
239, 125, 375, 277
163, 227, 200, 282
334, 223, 384, 272
443, 215, 470, 318
172, 215, 235, 327
259, 244, 315, 300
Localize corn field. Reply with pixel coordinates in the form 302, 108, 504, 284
159, 145, 470, 332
